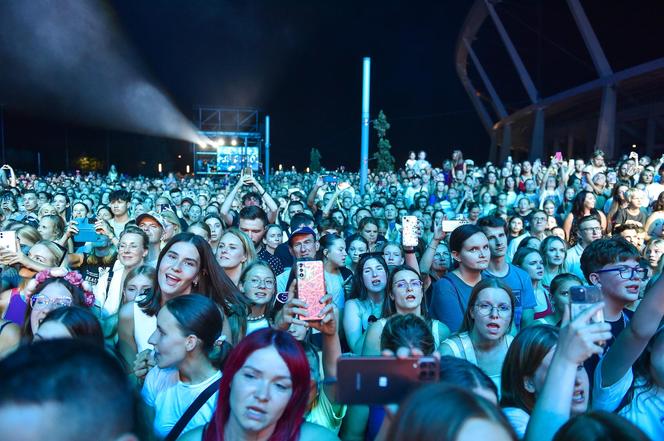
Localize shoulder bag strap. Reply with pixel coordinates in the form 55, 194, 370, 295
164, 377, 221, 441
459, 332, 478, 365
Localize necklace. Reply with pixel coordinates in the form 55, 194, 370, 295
247, 314, 265, 322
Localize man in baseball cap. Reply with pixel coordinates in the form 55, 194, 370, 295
276, 226, 319, 293
136, 211, 165, 267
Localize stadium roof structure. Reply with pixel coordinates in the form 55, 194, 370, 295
456, 0, 664, 164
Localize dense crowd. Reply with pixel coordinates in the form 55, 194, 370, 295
0, 147, 662, 441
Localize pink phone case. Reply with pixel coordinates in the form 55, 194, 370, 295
296, 261, 326, 320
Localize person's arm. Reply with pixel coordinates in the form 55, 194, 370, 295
0, 320, 20, 357
600, 272, 664, 387
56, 220, 79, 248
342, 300, 366, 354
307, 176, 324, 213
562, 212, 573, 241
419, 222, 445, 278
117, 302, 139, 372
248, 176, 278, 222
521, 308, 535, 328
0, 246, 51, 273
322, 189, 342, 218
339, 406, 370, 441
361, 321, 384, 356
67, 252, 85, 269
220, 176, 246, 225
524, 304, 611, 441
307, 293, 341, 402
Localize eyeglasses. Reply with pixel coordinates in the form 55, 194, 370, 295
393, 280, 423, 290
474, 302, 512, 317
30, 295, 72, 310
580, 226, 602, 233
595, 266, 648, 280
248, 278, 275, 288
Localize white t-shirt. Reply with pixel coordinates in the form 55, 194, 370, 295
592, 358, 664, 440
142, 366, 221, 438
646, 182, 664, 203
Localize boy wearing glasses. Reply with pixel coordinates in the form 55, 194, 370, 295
565, 214, 603, 282
580, 236, 647, 384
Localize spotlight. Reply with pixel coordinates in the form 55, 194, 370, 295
632, 144, 637, 149
217, 137, 226, 147
158, 163, 163, 173
186, 165, 190, 174
231, 138, 238, 146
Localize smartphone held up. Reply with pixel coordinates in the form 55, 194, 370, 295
336, 356, 440, 405
296, 260, 326, 321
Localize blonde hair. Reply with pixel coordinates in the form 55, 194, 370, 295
220, 227, 257, 271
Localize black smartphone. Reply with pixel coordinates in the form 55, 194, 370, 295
336, 356, 439, 405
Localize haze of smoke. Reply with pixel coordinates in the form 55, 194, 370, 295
0, 0, 208, 145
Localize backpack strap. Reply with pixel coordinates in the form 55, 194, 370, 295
163, 377, 221, 441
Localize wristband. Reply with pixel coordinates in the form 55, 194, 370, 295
404, 249, 416, 255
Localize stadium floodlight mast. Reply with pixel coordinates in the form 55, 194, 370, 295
265, 115, 271, 183
359, 57, 370, 195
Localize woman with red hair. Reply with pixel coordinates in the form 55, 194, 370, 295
181, 327, 338, 441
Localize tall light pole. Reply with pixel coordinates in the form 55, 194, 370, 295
265, 115, 270, 183
359, 57, 371, 194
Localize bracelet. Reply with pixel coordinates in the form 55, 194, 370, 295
404, 249, 416, 255
427, 244, 437, 251
260, 190, 266, 197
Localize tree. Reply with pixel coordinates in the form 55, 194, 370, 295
309, 147, 322, 172
373, 110, 395, 172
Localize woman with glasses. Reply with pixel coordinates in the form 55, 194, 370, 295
92, 226, 148, 345
439, 278, 515, 393
22, 270, 95, 340
0, 240, 66, 328
238, 262, 276, 336
216, 228, 256, 287
361, 265, 449, 356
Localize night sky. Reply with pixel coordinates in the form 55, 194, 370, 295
2, 0, 664, 174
